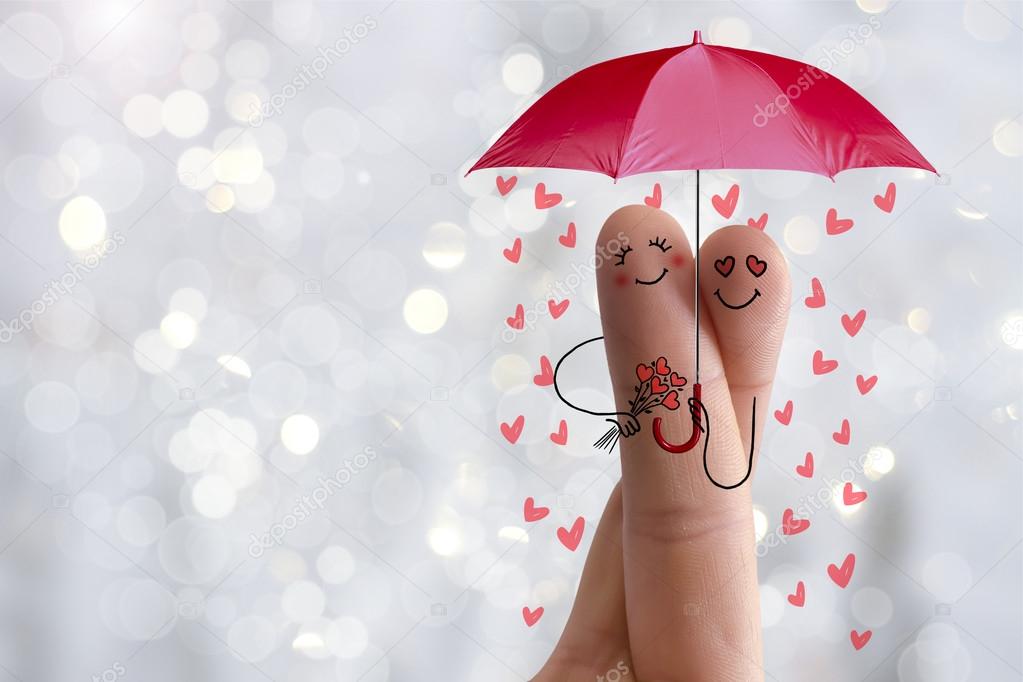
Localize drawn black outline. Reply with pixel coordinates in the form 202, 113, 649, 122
635, 268, 668, 286
688, 395, 757, 490
713, 288, 761, 309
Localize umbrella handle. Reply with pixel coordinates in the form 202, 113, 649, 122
652, 383, 703, 453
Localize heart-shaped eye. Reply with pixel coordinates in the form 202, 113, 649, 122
746, 255, 767, 277
714, 256, 735, 277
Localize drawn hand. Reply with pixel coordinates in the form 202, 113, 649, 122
606, 412, 641, 437
534, 205, 790, 681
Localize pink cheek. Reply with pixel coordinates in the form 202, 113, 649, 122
671, 254, 686, 268
615, 273, 628, 288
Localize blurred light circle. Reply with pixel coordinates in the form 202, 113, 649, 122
123, 94, 164, 138
303, 108, 361, 158
316, 546, 355, 584
505, 187, 548, 232
1002, 314, 1023, 350
168, 428, 212, 474
906, 307, 931, 334
344, 249, 407, 310
212, 144, 264, 184
330, 349, 369, 391
226, 39, 271, 79
0, 12, 63, 79
964, 0, 1012, 42
233, 171, 276, 213
302, 153, 345, 200
850, 585, 894, 630
227, 615, 278, 663
35, 297, 98, 350
783, 215, 819, 255
162, 90, 209, 138
372, 468, 423, 524
38, 154, 79, 200
281, 414, 320, 455
192, 474, 237, 518
993, 118, 1022, 157
490, 354, 530, 391
5, 155, 50, 210
25, 381, 80, 433
710, 17, 752, 47
61, 136, 103, 177
85, 144, 143, 211
218, 354, 252, 378
133, 329, 180, 374
181, 12, 221, 50
541, 5, 590, 53
280, 306, 341, 365
73, 490, 111, 528
502, 51, 544, 95
177, 146, 217, 189
158, 517, 231, 584
863, 444, 895, 479
282, 580, 326, 622
327, 617, 368, 659
403, 289, 448, 334
225, 84, 264, 124
250, 361, 308, 418
856, 0, 889, 12
120, 454, 154, 489
759, 584, 784, 627
752, 507, 768, 542
160, 311, 199, 349
180, 52, 220, 91
427, 526, 462, 556
118, 578, 176, 640
59, 195, 107, 250
468, 194, 506, 236
116, 496, 166, 547
169, 288, 208, 320
422, 221, 466, 270
922, 552, 973, 601
75, 351, 138, 415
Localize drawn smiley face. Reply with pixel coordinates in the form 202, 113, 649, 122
614, 236, 681, 286
713, 254, 767, 309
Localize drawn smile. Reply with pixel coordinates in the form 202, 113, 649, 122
635, 268, 668, 286
713, 288, 761, 309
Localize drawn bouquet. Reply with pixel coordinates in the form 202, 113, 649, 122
595, 356, 686, 451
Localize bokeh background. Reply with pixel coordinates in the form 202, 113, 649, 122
0, 1, 1020, 680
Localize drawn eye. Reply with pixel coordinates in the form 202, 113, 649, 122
649, 236, 671, 252
614, 245, 633, 266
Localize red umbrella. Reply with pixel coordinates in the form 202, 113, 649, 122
469, 30, 935, 453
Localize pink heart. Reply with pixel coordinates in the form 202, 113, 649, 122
557, 516, 585, 551
873, 182, 895, 213
500, 415, 524, 444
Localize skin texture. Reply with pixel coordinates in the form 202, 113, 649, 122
534, 205, 790, 682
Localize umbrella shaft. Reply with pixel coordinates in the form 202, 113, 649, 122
695, 169, 700, 383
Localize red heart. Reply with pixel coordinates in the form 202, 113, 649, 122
533, 356, 554, 386
644, 182, 662, 208
804, 277, 826, 308
636, 364, 654, 382
714, 256, 735, 277
812, 350, 838, 375
661, 390, 679, 410
842, 309, 866, 337
746, 255, 767, 277
522, 605, 544, 627
500, 415, 524, 444
787, 581, 805, 607
795, 452, 814, 478
850, 629, 872, 651
548, 298, 569, 319
534, 182, 562, 209
650, 376, 668, 394
549, 419, 568, 446
828, 553, 856, 588
873, 182, 895, 213
833, 419, 851, 445
503, 237, 522, 264
558, 222, 576, 248
669, 372, 686, 387
496, 175, 517, 196
523, 496, 549, 522
826, 208, 854, 235
856, 374, 878, 395
712, 183, 739, 219
748, 213, 768, 230
782, 508, 810, 535
843, 482, 867, 506
506, 304, 524, 330
557, 516, 584, 551
654, 356, 670, 375
774, 400, 793, 425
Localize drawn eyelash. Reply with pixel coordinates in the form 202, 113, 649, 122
614, 245, 633, 266
649, 236, 671, 252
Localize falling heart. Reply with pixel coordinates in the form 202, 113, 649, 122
534, 182, 562, 209
856, 374, 878, 395
805, 277, 826, 308
558, 222, 577, 248
826, 208, 854, 235
828, 553, 856, 588
506, 304, 524, 330
523, 496, 550, 522
850, 629, 872, 651
833, 419, 851, 445
503, 237, 522, 264
548, 298, 570, 319
795, 452, 814, 478
533, 356, 554, 386
712, 184, 739, 219
500, 415, 525, 444
873, 182, 896, 213
496, 175, 517, 196
774, 400, 793, 425
782, 508, 810, 536
787, 581, 805, 607
522, 606, 544, 627
843, 483, 867, 506
812, 350, 838, 375
557, 516, 585, 551
645, 182, 662, 208
549, 419, 568, 445
748, 212, 768, 230
842, 309, 866, 337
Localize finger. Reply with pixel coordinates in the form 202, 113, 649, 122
536, 483, 631, 681
699, 225, 791, 457
595, 205, 762, 680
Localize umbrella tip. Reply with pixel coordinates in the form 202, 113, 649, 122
692, 30, 703, 44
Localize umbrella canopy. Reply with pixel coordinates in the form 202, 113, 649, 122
468, 31, 934, 180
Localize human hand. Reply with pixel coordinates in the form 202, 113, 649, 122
534, 205, 791, 681
607, 412, 641, 438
